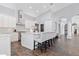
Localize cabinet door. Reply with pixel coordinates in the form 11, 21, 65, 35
8, 16, 16, 28
0, 35, 10, 55
0, 14, 16, 28
4, 16, 9, 27
0, 15, 3, 27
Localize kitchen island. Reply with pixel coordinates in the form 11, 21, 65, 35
21, 32, 57, 50
0, 33, 11, 56
0, 28, 15, 56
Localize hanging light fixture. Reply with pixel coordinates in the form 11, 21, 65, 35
18, 10, 23, 24
50, 3, 53, 6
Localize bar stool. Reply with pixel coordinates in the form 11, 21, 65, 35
50, 39, 53, 46
34, 40, 50, 53
46, 39, 53, 47
53, 35, 59, 44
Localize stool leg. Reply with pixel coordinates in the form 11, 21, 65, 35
53, 38, 55, 44
50, 39, 53, 46
45, 41, 47, 52
34, 40, 35, 50
40, 43, 43, 53
37, 43, 40, 49
48, 40, 50, 47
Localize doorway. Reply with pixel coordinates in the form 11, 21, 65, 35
58, 18, 67, 38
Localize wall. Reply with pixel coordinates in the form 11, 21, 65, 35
15, 10, 36, 32
35, 4, 79, 38
17, 12, 35, 22
35, 11, 57, 32
0, 3, 16, 11
17, 13, 36, 31
51, 3, 79, 38
25, 20, 36, 32
72, 15, 79, 34
52, 4, 77, 18
23, 13, 35, 23
44, 20, 56, 32
36, 11, 52, 24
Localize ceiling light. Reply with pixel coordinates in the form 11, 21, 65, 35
29, 6, 32, 9
50, 3, 53, 6
36, 10, 39, 13
43, 6, 47, 8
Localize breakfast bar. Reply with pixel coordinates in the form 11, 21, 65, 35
21, 32, 57, 51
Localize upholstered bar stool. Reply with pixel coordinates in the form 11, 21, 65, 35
34, 40, 48, 53
53, 35, 59, 44
50, 39, 53, 46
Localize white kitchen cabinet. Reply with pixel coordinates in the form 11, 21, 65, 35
8, 17, 16, 28
0, 15, 3, 27
11, 32, 18, 42
0, 34, 11, 56
21, 32, 34, 50
0, 14, 16, 28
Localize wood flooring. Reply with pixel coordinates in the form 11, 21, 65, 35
11, 34, 79, 56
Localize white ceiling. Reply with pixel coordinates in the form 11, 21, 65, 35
0, 3, 72, 17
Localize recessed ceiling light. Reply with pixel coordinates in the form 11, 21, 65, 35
43, 6, 47, 8
36, 10, 39, 13
29, 6, 32, 9
50, 3, 53, 6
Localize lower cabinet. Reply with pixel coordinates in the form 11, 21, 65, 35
0, 34, 11, 56
21, 33, 34, 50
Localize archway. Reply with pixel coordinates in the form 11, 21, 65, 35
60, 18, 67, 36
71, 15, 79, 35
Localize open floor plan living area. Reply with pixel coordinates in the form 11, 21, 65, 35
1, 3, 79, 56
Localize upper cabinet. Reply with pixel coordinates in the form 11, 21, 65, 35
0, 14, 16, 28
